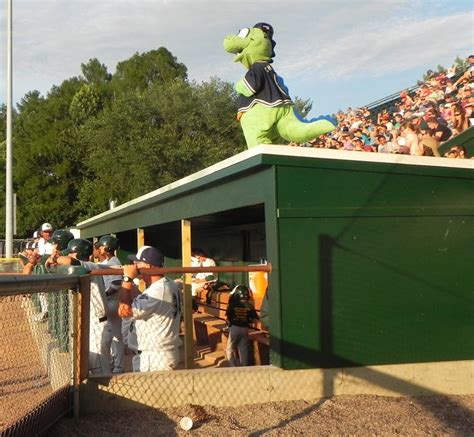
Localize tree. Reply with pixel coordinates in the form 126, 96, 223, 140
69, 84, 104, 124
293, 96, 313, 118
81, 58, 111, 85
7, 47, 249, 230
453, 56, 469, 75
111, 47, 187, 95
13, 78, 86, 235
75, 77, 244, 220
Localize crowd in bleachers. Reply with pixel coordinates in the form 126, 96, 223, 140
299, 55, 474, 159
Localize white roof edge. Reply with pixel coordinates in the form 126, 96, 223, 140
77, 145, 473, 228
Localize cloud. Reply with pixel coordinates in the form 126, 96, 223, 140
0, 0, 472, 106
279, 11, 473, 80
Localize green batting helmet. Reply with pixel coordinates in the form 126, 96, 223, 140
98, 235, 120, 253
51, 229, 75, 251
64, 238, 93, 261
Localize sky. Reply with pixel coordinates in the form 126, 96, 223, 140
0, 0, 473, 116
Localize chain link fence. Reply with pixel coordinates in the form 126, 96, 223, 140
0, 257, 22, 274
0, 265, 270, 434
0, 275, 83, 436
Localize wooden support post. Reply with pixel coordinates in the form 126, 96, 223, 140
137, 228, 145, 250
181, 220, 194, 369
78, 276, 91, 384
137, 228, 146, 292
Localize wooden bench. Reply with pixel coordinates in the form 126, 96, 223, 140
193, 287, 270, 365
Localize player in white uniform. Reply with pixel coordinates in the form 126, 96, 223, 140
57, 238, 110, 374
37, 222, 54, 256
119, 246, 182, 372
96, 235, 124, 373
191, 248, 217, 296
36, 223, 54, 320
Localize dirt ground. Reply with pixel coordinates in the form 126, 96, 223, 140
50, 394, 474, 436
0, 297, 53, 431
2, 295, 473, 436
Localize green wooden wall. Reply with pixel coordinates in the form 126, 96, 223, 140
275, 164, 474, 369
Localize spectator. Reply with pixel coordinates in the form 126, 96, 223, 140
376, 135, 395, 153
427, 116, 452, 142
444, 145, 467, 159
418, 130, 440, 157
352, 137, 365, 151
342, 133, 354, 150
392, 113, 404, 131
401, 122, 423, 156
454, 55, 474, 88
449, 105, 470, 135
302, 55, 472, 159
119, 246, 182, 372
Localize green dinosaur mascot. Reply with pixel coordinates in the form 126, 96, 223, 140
224, 22, 337, 148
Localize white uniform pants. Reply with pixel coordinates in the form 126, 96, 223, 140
38, 293, 48, 315
132, 349, 179, 372
226, 325, 250, 367
104, 297, 124, 373
89, 318, 111, 374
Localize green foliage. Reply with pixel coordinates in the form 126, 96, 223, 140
75, 77, 244, 220
453, 56, 469, 75
69, 84, 104, 124
111, 47, 188, 95
81, 58, 112, 85
293, 96, 313, 118
6, 47, 251, 236
13, 79, 85, 235
422, 56, 468, 81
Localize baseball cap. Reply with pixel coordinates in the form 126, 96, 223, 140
253, 22, 276, 58
41, 222, 53, 232
128, 246, 164, 267
33, 230, 40, 239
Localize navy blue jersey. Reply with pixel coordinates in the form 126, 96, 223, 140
238, 61, 292, 112
226, 301, 259, 327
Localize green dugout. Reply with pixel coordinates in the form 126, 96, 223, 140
77, 145, 474, 370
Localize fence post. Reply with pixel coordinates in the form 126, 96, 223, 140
181, 220, 194, 369
78, 276, 91, 383
72, 287, 80, 419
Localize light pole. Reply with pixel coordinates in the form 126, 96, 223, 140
5, 0, 13, 257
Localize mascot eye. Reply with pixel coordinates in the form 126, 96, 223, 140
237, 28, 250, 38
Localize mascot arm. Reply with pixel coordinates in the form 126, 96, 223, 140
235, 64, 264, 97
235, 79, 255, 97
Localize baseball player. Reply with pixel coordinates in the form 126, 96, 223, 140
95, 235, 124, 374
57, 238, 111, 374
226, 285, 259, 367
119, 246, 182, 372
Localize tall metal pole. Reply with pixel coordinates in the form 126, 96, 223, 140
5, 0, 14, 257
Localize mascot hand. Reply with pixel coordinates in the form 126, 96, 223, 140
235, 79, 254, 97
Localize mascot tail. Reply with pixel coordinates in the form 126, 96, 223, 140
277, 108, 337, 144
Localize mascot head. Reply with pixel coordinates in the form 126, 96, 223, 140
223, 22, 276, 69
